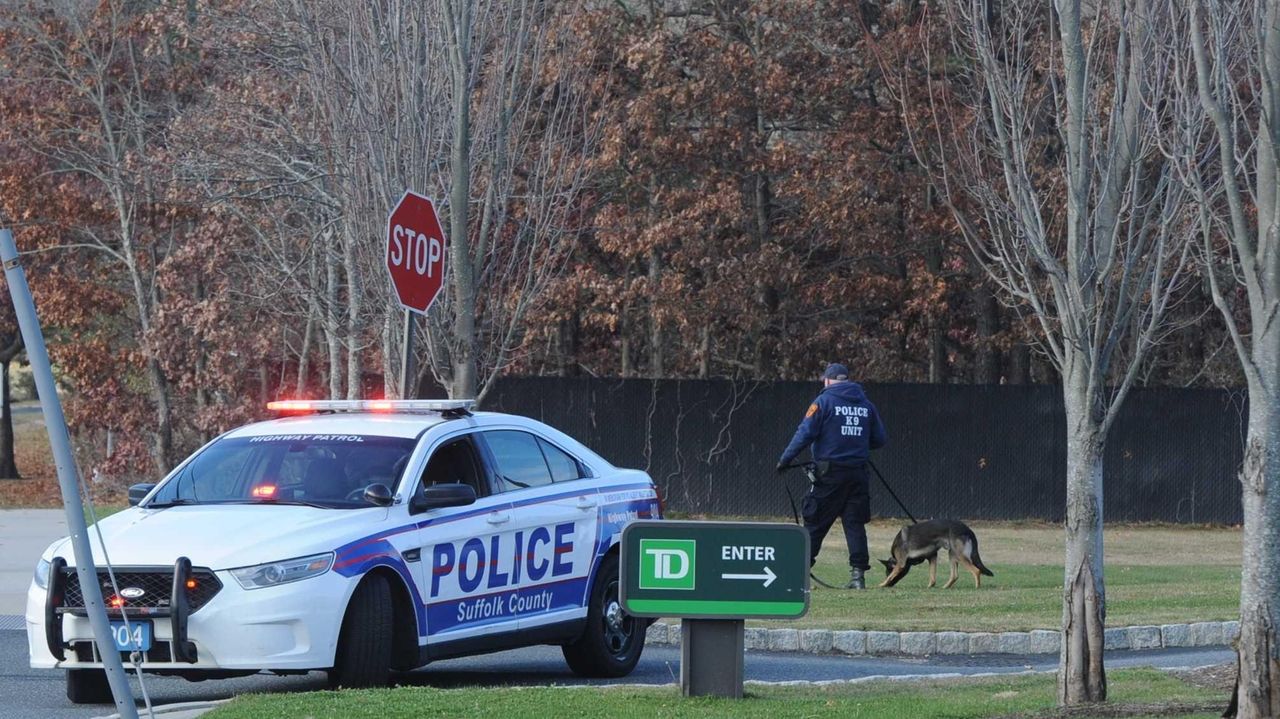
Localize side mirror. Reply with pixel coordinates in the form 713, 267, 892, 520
410, 483, 476, 514
128, 483, 157, 507
363, 483, 394, 507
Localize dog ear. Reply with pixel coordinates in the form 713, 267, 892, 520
878, 558, 894, 574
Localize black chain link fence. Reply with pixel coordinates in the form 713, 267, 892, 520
486, 377, 1248, 524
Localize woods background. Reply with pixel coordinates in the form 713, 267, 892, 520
0, 1, 1249, 480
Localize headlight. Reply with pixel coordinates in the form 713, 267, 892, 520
229, 553, 334, 590
33, 558, 51, 590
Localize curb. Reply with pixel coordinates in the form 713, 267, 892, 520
92, 699, 228, 719
646, 620, 1240, 657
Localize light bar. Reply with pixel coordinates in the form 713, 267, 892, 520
266, 399, 476, 414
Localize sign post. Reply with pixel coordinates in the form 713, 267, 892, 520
0, 229, 139, 719
620, 520, 809, 698
385, 190, 447, 398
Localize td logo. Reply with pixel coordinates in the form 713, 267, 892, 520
638, 539, 696, 590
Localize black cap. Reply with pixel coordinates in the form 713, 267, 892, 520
822, 363, 850, 380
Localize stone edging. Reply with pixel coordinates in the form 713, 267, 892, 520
645, 621, 1240, 657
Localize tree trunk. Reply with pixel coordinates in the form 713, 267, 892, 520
924, 236, 947, 383
146, 355, 173, 474
296, 312, 313, 397
324, 237, 343, 400
1010, 343, 1031, 385
382, 310, 395, 398
448, 3, 477, 401
0, 358, 19, 479
698, 323, 711, 379
1058, 366, 1107, 705
342, 227, 361, 400
1231, 373, 1280, 719
558, 312, 579, 378
648, 250, 663, 379
974, 283, 1001, 384
620, 316, 633, 378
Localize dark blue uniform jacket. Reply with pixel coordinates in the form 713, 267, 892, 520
778, 381, 886, 466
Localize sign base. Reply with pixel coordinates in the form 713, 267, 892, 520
680, 619, 744, 698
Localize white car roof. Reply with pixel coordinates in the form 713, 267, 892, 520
225, 411, 463, 440
219, 410, 613, 469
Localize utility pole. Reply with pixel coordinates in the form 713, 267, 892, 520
0, 229, 139, 718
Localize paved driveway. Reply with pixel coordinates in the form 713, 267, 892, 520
0, 509, 66, 616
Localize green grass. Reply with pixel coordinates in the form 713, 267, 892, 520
795, 562, 1240, 632
755, 520, 1243, 632
204, 668, 1223, 719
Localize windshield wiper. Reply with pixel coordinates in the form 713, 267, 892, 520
146, 498, 200, 509
223, 499, 334, 509
500, 474, 531, 489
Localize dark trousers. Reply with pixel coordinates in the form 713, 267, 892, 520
801, 464, 870, 571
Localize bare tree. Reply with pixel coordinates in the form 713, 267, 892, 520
423, 0, 601, 401
1, 0, 183, 473
920, 0, 1192, 703
1161, 2, 1280, 715
254, 0, 599, 403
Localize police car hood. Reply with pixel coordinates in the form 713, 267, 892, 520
47, 504, 379, 570
823, 381, 870, 403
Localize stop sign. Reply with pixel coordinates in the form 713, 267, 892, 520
385, 190, 447, 314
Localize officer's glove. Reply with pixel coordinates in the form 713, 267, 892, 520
775, 461, 787, 474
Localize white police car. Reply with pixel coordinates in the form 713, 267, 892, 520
26, 400, 661, 703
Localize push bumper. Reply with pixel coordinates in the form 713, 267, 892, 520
27, 564, 354, 671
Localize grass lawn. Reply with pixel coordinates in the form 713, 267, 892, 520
780, 520, 1241, 632
204, 668, 1223, 719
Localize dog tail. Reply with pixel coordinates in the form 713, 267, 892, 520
969, 532, 994, 577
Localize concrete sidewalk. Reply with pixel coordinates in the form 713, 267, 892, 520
93, 700, 227, 719
0, 509, 67, 615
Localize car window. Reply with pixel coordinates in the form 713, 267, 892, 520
149, 434, 416, 509
421, 436, 488, 496
483, 430, 553, 491
538, 438, 583, 483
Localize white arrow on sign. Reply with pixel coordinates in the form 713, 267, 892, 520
721, 566, 777, 588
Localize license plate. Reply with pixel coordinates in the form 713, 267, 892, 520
109, 620, 152, 652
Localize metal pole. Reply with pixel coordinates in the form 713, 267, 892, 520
680, 619, 745, 698
399, 308, 417, 399
0, 229, 139, 718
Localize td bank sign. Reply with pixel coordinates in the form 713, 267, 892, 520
639, 539, 697, 590
620, 521, 809, 620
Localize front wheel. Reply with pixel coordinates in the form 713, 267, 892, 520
562, 553, 644, 677
66, 668, 113, 704
328, 573, 393, 688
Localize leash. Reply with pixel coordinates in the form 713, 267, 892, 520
868, 460, 918, 524
779, 463, 840, 590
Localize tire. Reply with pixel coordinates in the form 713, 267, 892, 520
329, 573, 393, 689
562, 553, 644, 678
66, 668, 113, 704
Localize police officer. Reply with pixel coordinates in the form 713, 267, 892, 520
776, 363, 886, 589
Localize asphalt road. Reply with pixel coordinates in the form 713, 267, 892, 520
0, 626, 1235, 719
0, 510, 67, 615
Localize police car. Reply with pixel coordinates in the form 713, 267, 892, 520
26, 400, 661, 703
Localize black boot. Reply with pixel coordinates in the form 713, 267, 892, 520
844, 567, 865, 590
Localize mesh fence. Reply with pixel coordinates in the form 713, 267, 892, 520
485, 377, 1248, 524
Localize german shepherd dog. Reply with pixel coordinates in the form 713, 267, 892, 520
877, 519, 994, 589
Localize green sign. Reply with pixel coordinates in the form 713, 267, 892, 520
620, 520, 810, 619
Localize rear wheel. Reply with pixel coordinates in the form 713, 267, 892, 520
329, 573, 393, 688
66, 668, 113, 704
562, 553, 644, 677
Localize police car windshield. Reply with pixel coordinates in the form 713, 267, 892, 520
147, 434, 416, 509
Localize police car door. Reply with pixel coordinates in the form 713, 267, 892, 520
477, 429, 599, 634
410, 431, 520, 646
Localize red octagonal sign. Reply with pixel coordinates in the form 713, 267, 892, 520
386, 190, 447, 314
